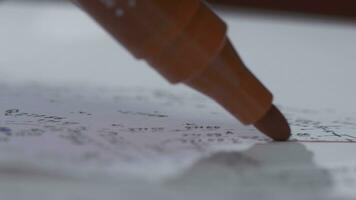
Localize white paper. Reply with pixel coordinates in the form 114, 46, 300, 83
0, 84, 355, 180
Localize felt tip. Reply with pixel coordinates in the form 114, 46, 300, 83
254, 105, 291, 141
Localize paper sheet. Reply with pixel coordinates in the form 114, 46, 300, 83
1, 83, 355, 180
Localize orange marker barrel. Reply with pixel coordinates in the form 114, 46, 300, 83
73, 0, 290, 140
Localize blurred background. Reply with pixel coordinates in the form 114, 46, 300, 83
1, 0, 356, 113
